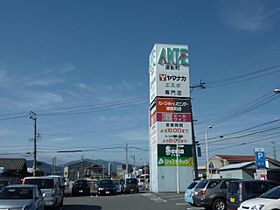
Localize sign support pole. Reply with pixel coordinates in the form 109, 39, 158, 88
176, 142, 180, 194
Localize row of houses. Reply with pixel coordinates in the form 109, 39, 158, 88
1, 155, 280, 183
199, 155, 280, 182
0, 158, 132, 181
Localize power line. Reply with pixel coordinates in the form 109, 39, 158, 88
211, 132, 280, 152
197, 90, 279, 126
200, 125, 280, 145
38, 99, 147, 117
38, 97, 147, 114
206, 64, 280, 88
209, 118, 280, 140
0, 115, 27, 121
35, 145, 149, 154
0, 97, 147, 121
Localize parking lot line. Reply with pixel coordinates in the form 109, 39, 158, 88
170, 197, 184, 200
176, 203, 188, 206
186, 207, 205, 210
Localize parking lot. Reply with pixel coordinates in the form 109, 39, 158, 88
61, 192, 194, 210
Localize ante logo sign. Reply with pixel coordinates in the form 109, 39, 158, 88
158, 47, 189, 66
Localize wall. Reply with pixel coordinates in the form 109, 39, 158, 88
158, 166, 193, 192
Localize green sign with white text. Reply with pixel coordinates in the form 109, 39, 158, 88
157, 144, 193, 167
158, 156, 193, 166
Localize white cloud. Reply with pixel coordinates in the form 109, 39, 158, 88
24, 92, 64, 109
24, 78, 64, 87
18, 64, 75, 87
116, 128, 148, 141
75, 80, 144, 102
47, 136, 74, 142
0, 69, 12, 87
221, 0, 280, 32
77, 83, 96, 93
1, 91, 64, 110
0, 128, 12, 137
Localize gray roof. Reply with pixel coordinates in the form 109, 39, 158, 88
219, 161, 253, 171
0, 158, 27, 170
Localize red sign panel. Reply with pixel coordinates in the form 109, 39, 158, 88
156, 98, 191, 113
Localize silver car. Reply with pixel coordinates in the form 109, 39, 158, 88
0, 184, 44, 210
22, 176, 63, 208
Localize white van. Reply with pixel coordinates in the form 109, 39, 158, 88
47, 175, 66, 195
22, 176, 64, 208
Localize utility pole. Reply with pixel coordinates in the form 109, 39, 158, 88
125, 142, 128, 176
29, 111, 37, 176
176, 143, 180, 194
132, 154, 136, 169
51, 157, 57, 175
271, 141, 277, 160
190, 80, 206, 180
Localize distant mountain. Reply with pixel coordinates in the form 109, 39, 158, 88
26, 159, 126, 175
26, 160, 64, 175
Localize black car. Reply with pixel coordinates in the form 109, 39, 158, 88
97, 179, 117, 195
72, 179, 90, 196
0, 179, 10, 191
123, 178, 139, 194
227, 180, 279, 210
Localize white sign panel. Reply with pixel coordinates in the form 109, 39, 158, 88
156, 71, 190, 98
152, 122, 192, 145
152, 44, 189, 72
149, 44, 190, 103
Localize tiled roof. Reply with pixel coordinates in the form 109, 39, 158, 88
0, 158, 26, 170
215, 155, 255, 162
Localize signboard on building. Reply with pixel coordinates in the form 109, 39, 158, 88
152, 122, 192, 145
255, 148, 266, 169
157, 144, 193, 166
149, 44, 190, 103
156, 98, 191, 113
149, 43, 193, 192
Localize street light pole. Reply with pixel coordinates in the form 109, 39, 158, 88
205, 125, 212, 179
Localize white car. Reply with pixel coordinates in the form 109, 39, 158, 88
238, 186, 280, 210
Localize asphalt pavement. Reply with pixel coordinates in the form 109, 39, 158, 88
59, 192, 202, 210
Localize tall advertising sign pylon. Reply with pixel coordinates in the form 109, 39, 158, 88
149, 44, 194, 192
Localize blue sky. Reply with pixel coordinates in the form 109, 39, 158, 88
0, 0, 280, 166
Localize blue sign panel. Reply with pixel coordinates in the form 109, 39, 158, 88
255, 148, 266, 169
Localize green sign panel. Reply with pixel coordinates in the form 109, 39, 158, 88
158, 156, 193, 166
157, 144, 193, 167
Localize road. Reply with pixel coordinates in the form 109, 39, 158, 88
60, 192, 200, 210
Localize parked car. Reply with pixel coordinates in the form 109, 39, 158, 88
72, 180, 91, 196
193, 178, 238, 210
0, 184, 44, 210
97, 179, 117, 195
138, 174, 149, 190
184, 180, 200, 205
22, 176, 64, 208
227, 180, 279, 210
0, 179, 10, 191
238, 185, 280, 210
89, 179, 99, 195
123, 178, 139, 194
113, 179, 124, 194
47, 175, 66, 195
